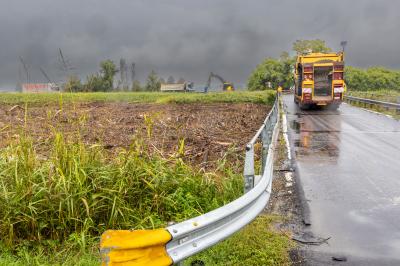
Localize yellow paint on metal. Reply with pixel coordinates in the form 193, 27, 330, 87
296, 52, 344, 64
313, 63, 333, 67
100, 229, 173, 266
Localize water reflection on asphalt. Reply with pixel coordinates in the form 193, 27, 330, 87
283, 94, 400, 263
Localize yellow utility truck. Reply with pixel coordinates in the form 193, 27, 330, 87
294, 52, 345, 109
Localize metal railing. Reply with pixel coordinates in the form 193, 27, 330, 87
100, 96, 280, 266
345, 95, 400, 113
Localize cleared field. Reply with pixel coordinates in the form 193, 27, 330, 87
0, 101, 269, 169
0, 91, 294, 265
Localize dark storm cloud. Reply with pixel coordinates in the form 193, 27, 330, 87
0, 0, 399, 89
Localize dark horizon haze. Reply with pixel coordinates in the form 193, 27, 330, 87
0, 0, 399, 90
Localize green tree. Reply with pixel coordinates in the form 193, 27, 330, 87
247, 58, 285, 91
64, 75, 82, 92
84, 74, 105, 92
82, 60, 118, 92
99, 60, 118, 91
131, 80, 142, 92
292, 39, 332, 55
279, 52, 295, 89
345, 66, 400, 91
145, 70, 161, 91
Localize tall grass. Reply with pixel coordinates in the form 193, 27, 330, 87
0, 133, 243, 246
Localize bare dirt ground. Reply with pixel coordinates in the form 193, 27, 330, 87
0, 102, 269, 169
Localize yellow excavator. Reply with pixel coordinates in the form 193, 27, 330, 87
204, 72, 234, 93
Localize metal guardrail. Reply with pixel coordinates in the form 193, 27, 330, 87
100, 96, 280, 266
345, 95, 400, 113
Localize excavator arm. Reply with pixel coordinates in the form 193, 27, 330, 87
204, 72, 234, 92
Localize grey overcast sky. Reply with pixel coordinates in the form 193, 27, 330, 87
0, 0, 399, 89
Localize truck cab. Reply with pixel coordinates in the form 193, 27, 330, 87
294, 52, 345, 109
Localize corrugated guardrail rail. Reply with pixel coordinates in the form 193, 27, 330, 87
345, 95, 400, 113
100, 96, 280, 266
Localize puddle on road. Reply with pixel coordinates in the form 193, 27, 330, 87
290, 113, 341, 159
290, 120, 301, 133
294, 133, 340, 158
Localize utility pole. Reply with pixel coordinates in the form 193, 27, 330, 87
340, 41, 347, 53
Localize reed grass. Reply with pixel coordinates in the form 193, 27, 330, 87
0, 133, 242, 246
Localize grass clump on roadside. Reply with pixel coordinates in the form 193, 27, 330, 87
347, 90, 400, 103
184, 215, 295, 266
0, 133, 243, 264
0, 91, 275, 105
346, 90, 400, 119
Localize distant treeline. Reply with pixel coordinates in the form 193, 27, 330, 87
65, 59, 185, 92
345, 66, 400, 91
246, 39, 400, 92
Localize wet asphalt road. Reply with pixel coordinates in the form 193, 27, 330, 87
283, 94, 400, 265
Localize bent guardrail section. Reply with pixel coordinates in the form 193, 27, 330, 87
100, 96, 280, 266
345, 95, 400, 113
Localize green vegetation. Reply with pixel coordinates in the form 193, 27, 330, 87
145, 70, 162, 91
0, 91, 285, 265
346, 90, 400, 119
0, 91, 275, 105
247, 55, 295, 91
292, 39, 332, 55
345, 66, 400, 92
247, 39, 332, 91
185, 215, 295, 266
64, 59, 161, 92
0, 240, 99, 266
0, 134, 242, 265
347, 90, 400, 103
65, 60, 118, 92
131, 80, 142, 91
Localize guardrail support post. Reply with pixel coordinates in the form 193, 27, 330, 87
261, 128, 268, 174
243, 144, 255, 193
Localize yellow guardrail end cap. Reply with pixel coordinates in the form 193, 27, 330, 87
100, 229, 173, 266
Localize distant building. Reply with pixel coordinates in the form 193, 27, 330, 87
18, 83, 60, 93
160, 82, 194, 92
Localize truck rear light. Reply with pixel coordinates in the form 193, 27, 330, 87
334, 93, 342, 100
303, 93, 312, 100
304, 74, 313, 80
334, 72, 343, 80
304, 65, 313, 73
334, 65, 344, 71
